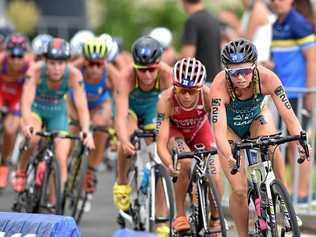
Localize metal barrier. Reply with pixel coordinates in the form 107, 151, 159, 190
278, 87, 316, 209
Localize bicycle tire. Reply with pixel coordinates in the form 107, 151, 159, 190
62, 148, 88, 222
148, 163, 175, 236
270, 179, 300, 237
39, 158, 62, 214
207, 174, 227, 237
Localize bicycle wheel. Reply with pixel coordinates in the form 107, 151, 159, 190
207, 174, 227, 237
12, 159, 38, 213
270, 179, 300, 237
147, 163, 175, 235
38, 158, 62, 214
62, 148, 88, 222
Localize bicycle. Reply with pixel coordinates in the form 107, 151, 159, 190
171, 144, 227, 237
12, 130, 80, 215
65, 122, 115, 224
117, 129, 175, 235
230, 131, 309, 237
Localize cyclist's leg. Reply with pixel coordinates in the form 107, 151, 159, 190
168, 133, 191, 231
250, 106, 287, 186
0, 112, 20, 188
190, 121, 224, 226
13, 113, 42, 192
113, 111, 137, 211
220, 128, 248, 237
50, 113, 70, 191
89, 100, 112, 169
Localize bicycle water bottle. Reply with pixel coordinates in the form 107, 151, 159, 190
140, 162, 151, 194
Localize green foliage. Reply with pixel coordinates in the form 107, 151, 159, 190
97, 0, 186, 51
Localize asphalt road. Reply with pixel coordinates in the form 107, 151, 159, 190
0, 167, 314, 237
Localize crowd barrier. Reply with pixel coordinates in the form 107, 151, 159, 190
113, 229, 156, 237
0, 212, 80, 237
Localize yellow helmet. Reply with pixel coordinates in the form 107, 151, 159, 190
82, 37, 108, 60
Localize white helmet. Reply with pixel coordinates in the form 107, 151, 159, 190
70, 30, 94, 56
149, 27, 172, 49
32, 34, 53, 56
98, 33, 119, 61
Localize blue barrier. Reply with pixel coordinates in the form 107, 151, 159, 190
113, 229, 156, 237
0, 212, 80, 237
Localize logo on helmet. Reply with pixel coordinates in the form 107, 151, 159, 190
230, 53, 245, 63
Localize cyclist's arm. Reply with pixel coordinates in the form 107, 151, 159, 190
158, 62, 173, 90
209, 74, 234, 159
68, 66, 90, 133
105, 61, 120, 90
114, 68, 131, 144
21, 63, 40, 125
263, 68, 302, 135
156, 90, 172, 167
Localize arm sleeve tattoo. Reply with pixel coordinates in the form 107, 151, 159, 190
274, 86, 292, 110
211, 98, 221, 123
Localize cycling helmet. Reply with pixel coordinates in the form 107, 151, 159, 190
173, 57, 206, 88
70, 30, 94, 56
5, 33, 29, 56
132, 36, 163, 67
149, 27, 172, 49
82, 37, 108, 60
45, 38, 70, 60
221, 38, 257, 66
98, 33, 118, 61
32, 34, 53, 56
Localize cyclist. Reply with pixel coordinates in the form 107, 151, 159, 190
113, 35, 173, 236
68, 37, 119, 194
0, 33, 30, 189
209, 38, 309, 237
12, 38, 94, 195
156, 57, 222, 235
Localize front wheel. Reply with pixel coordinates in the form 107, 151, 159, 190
270, 179, 300, 237
148, 163, 175, 236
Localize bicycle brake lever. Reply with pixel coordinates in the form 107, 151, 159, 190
297, 131, 309, 164
172, 149, 178, 183
230, 144, 240, 175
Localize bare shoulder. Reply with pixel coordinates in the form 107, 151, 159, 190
159, 87, 173, 103
209, 71, 227, 93
159, 62, 173, 89
257, 65, 280, 94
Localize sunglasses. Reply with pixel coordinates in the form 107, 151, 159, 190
174, 86, 201, 95
138, 67, 157, 73
87, 61, 103, 68
10, 54, 24, 59
225, 65, 255, 78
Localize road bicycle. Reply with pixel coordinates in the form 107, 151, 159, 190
172, 144, 227, 237
230, 131, 309, 237
12, 130, 80, 215
117, 129, 175, 235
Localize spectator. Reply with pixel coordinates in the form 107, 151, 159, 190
179, 0, 221, 82
271, 0, 316, 205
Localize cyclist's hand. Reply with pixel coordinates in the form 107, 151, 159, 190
22, 125, 34, 138
167, 163, 180, 177
226, 156, 236, 170
298, 143, 311, 161
80, 131, 95, 150
121, 140, 136, 156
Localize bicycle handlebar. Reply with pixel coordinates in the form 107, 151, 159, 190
130, 129, 156, 147
171, 144, 218, 183
230, 131, 309, 175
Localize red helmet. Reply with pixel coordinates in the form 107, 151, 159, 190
5, 33, 29, 56
173, 57, 206, 88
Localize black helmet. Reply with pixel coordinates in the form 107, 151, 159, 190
132, 36, 163, 66
221, 38, 257, 66
45, 38, 71, 60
